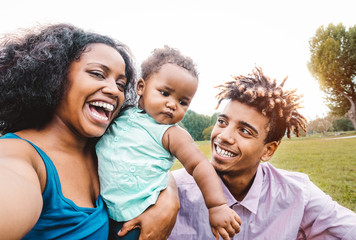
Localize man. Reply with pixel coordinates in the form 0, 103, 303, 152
169, 67, 356, 239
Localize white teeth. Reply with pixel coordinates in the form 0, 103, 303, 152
91, 111, 108, 120
216, 145, 236, 158
90, 101, 114, 112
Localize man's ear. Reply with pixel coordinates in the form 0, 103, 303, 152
261, 141, 279, 162
137, 78, 145, 96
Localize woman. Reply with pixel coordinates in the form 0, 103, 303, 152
0, 23, 179, 239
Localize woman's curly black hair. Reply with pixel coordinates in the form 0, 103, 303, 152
215, 66, 307, 143
140, 45, 198, 81
0, 23, 136, 134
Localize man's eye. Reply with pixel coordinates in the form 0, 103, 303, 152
217, 118, 226, 125
241, 128, 252, 135
160, 91, 169, 96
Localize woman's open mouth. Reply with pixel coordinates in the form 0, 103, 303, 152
89, 101, 115, 121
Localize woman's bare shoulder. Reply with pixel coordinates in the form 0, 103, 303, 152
0, 137, 39, 163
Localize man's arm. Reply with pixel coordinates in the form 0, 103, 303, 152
300, 180, 356, 239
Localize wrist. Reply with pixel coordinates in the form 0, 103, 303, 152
207, 202, 227, 209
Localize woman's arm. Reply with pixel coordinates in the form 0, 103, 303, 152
0, 140, 43, 239
118, 172, 180, 240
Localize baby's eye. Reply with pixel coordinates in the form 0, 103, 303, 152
179, 100, 188, 106
160, 91, 169, 97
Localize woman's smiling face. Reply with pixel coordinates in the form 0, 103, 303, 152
55, 43, 127, 138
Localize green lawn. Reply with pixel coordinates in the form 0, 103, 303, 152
171, 132, 356, 212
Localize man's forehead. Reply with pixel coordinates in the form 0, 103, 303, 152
222, 100, 270, 129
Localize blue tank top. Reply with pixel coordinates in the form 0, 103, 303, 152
1, 133, 109, 239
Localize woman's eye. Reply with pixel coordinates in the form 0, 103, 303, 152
89, 71, 105, 79
160, 91, 169, 97
116, 81, 126, 91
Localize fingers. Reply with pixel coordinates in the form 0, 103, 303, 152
117, 219, 140, 237
209, 205, 242, 239
231, 217, 241, 234
222, 221, 240, 238
234, 212, 242, 226
211, 216, 241, 239
212, 228, 219, 240
216, 228, 230, 240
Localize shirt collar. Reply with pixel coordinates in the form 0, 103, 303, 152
221, 164, 263, 215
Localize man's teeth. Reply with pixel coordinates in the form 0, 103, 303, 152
90, 101, 114, 112
216, 145, 236, 157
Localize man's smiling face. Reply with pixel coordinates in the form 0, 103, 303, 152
210, 100, 272, 176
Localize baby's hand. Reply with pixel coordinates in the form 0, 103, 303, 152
208, 204, 241, 240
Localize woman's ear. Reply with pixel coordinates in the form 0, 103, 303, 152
261, 141, 279, 162
137, 78, 145, 96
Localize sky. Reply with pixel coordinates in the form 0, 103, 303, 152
1, 0, 355, 120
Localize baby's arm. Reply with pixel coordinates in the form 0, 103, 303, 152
163, 126, 241, 240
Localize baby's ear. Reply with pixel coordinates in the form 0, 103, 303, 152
137, 78, 145, 96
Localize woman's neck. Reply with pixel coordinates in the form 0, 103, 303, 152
17, 123, 89, 155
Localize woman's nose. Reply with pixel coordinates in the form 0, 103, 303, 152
102, 78, 121, 97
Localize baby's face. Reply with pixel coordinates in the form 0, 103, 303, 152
138, 63, 198, 124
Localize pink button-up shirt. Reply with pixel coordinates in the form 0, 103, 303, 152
169, 162, 356, 240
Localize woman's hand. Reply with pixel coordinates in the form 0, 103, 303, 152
118, 173, 180, 240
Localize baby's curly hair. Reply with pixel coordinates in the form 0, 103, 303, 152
0, 23, 136, 134
140, 45, 198, 81
215, 66, 307, 143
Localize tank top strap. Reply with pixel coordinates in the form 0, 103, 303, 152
1, 133, 58, 200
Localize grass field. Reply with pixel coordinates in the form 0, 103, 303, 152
171, 131, 356, 212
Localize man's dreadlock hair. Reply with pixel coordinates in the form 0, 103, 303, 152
215, 66, 307, 143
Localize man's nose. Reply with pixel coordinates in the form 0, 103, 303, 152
218, 127, 235, 145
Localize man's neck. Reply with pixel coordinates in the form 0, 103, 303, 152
219, 169, 258, 202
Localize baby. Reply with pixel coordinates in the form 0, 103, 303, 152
96, 46, 240, 240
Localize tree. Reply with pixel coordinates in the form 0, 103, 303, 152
202, 125, 214, 140
308, 23, 356, 130
306, 114, 338, 136
332, 117, 355, 131
210, 112, 218, 125
181, 110, 211, 140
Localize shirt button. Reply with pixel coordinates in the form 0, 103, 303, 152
114, 136, 119, 142
129, 166, 136, 172
129, 114, 136, 119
